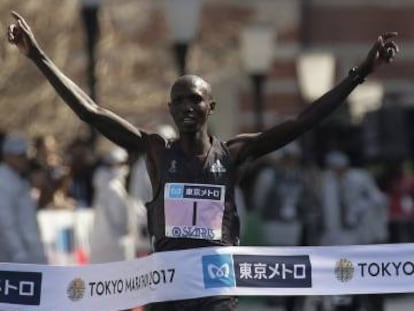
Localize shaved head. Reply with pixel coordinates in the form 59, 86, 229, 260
170, 75, 213, 101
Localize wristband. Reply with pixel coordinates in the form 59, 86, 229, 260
348, 66, 366, 84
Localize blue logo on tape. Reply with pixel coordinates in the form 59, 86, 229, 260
202, 255, 235, 288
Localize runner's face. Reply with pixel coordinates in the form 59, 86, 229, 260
169, 79, 213, 133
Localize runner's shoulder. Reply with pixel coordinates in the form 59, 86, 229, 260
225, 133, 260, 151
145, 132, 172, 153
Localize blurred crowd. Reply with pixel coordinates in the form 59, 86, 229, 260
0, 128, 152, 265
2, 127, 414, 311
1, 128, 414, 264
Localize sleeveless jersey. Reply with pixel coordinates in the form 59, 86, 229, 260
146, 137, 240, 252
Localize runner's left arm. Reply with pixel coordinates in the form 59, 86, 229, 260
228, 32, 399, 164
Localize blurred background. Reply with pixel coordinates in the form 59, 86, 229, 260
1, 0, 413, 158
2, 1, 414, 310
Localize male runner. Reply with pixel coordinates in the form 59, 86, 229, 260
8, 11, 398, 311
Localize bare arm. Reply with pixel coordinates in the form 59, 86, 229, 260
229, 32, 399, 164
8, 11, 145, 152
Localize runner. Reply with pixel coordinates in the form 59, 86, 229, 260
8, 11, 399, 310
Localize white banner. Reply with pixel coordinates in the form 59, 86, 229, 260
1, 243, 414, 311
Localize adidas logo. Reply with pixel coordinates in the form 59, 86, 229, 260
210, 159, 226, 173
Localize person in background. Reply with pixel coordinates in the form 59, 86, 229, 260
33, 134, 62, 169
253, 142, 317, 245
31, 135, 77, 210
65, 137, 97, 208
89, 146, 133, 263
0, 129, 6, 163
320, 150, 388, 311
0, 134, 47, 263
379, 162, 414, 243
29, 158, 53, 208
320, 151, 388, 246
48, 166, 77, 210
252, 142, 320, 311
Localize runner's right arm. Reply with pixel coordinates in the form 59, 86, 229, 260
7, 11, 145, 152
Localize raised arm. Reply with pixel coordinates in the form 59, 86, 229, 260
229, 32, 399, 163
7, 11, 145, 152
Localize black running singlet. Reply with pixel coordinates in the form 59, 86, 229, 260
146, 137, 240, 252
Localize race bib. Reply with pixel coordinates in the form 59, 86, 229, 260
164, 183, 226, 240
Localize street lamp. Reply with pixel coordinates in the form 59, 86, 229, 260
80, 0, 102, 146
241, 24, 275, 131
296, 52, 335, 162
349, 82, 384, 162
348, 81, 384, 124
80, 0, 102, 102
161, 0, 203, 76
297, 52, 336, 103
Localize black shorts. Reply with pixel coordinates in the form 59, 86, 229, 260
147, 296, 237, 311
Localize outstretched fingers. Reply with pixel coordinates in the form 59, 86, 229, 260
363, 32, 399, 72
380, 32, 398, 41
11, 11, 21, 19
17, 20, 29, 35
7, 24, 16, 42
381, 31, 399, 60
11, 11, 31, 34
384, 41, 399, 62
11, 11, 31, 33
371, 32, 399, 63
374, 32, 398, 52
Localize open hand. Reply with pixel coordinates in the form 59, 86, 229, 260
7, 11, 40, 58
360, 32, 399, 75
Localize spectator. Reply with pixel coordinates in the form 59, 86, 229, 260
256, 142, 322, 244
252, 142, 320, 311
48, 166, 77, 210
31, 135, 73, 210
320, 150, 388, 311
65, 137, 96, 208
0, 129, 6, 163
320, 151, 388, 246
379, 162, 414, 243
0, 134, 47, 263
89, 147, 132, 263
33, 134, 62, 169
29, 158, 53, 208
